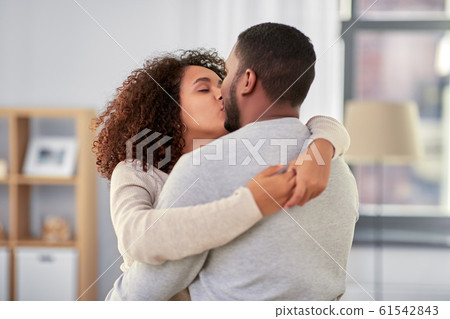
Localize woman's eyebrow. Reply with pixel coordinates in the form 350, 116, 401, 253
193, 77, 211, 85
193, 77, 222, 88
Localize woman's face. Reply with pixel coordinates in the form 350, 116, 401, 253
179, 65, 228, 141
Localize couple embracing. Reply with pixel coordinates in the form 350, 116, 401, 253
94, 22, 358, 301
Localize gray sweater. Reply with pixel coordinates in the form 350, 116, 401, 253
107, 117, 359, 301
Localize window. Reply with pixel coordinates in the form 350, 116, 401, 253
341, 0, 450, 215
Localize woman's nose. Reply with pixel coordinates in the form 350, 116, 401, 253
213, 87, 222, 101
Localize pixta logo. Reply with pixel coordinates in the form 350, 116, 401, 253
125, 128, 172, 173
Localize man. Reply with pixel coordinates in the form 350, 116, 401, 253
107, 22, 358, 300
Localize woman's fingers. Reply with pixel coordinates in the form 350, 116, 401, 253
249, 163, 316, 214
284, 182, 306, 208
257, 164, 285, 178
296, 188, 311, 207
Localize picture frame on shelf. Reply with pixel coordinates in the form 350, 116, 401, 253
0, 159, 7, 179
23, 137, 78, 177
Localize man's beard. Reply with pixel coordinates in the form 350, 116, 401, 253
224, 79, 241, 132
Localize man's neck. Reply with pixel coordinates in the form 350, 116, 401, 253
242, 100, 300, 126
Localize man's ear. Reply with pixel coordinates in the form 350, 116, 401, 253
240, 69, 257, 95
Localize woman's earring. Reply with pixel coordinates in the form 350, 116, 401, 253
181, 122, 187, 133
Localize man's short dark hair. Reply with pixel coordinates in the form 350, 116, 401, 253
235, 22, 316, 107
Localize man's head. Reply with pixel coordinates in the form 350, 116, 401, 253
222, 22, 316, 132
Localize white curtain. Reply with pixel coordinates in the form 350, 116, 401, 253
184, 0, 344, 122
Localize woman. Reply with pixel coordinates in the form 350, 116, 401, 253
94, 49, 349, 298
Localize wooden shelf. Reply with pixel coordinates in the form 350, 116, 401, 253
0, 107, 95, 118
15, 239, 76, 248
0, 107, 98, 300
0, 175, 77, 185
14, 175, 77, 185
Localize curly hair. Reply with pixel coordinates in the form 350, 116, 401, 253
92, 49, 226, 180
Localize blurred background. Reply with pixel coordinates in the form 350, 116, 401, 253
0, 0, 449, 301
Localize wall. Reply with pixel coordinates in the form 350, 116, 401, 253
0, 0, 342, 299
